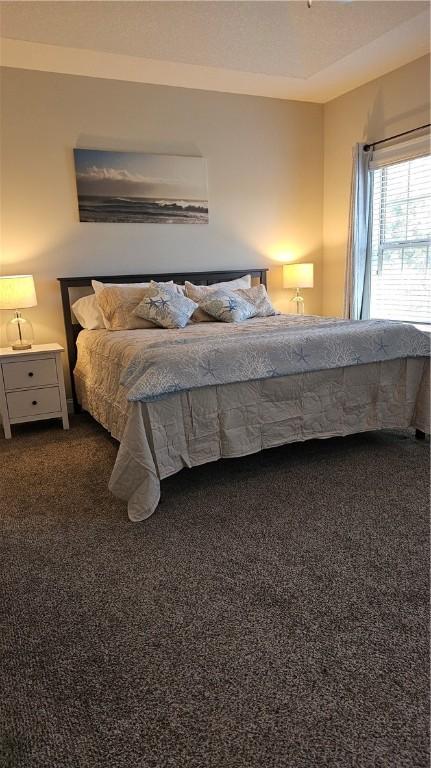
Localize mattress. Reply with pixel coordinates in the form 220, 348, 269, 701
74, 324, 430, 522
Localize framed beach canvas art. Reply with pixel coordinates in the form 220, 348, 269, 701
73, 149, 209, 224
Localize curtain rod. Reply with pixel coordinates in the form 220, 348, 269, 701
363, 123, 431, 152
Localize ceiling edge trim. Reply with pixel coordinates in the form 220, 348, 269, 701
0, 38, 316, 102
0, 10, 429, 104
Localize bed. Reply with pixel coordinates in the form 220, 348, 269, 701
59, 269, 430, 522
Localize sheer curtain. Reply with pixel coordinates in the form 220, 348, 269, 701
344, 143, 372, 319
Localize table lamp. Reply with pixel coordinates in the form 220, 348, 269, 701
283, 263, 314, 314
0, 275, 37, 349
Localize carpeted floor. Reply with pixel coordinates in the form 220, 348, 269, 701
0, 415, 429, 768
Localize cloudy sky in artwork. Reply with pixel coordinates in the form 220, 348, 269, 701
74, 149, 208, 201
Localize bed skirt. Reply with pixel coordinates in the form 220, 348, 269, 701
77, 357, 429, 521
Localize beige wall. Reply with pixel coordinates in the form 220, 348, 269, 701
2, 58, 429, 393
322, 54, 430, 317
0, 67, 323, 390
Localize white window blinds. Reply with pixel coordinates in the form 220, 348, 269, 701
369, 150, 431, 324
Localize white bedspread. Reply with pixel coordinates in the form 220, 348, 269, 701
74, 322, 430, 522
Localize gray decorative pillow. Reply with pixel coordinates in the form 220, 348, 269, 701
96, 285, 158, 330
134, 281, 197, 329
198, 288, 255, 323
185, 277, 251, 322
236, 285, 279, 317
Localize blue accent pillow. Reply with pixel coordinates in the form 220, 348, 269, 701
198, 288, 255, 323
134, 282, 197, 329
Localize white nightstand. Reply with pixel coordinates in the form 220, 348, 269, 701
0, 343, 69, 439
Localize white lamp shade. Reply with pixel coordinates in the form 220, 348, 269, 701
0, 275, 37, 309
283, 263, 314, 289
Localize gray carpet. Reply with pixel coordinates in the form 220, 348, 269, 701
0, 415, 429, 768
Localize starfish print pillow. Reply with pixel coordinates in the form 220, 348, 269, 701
134, 281, 198, 329
198, 288, 255, 323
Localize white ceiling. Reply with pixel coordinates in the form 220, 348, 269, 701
0, 1, 429, 102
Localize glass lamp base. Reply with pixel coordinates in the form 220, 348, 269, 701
290, 291, 305, 315
12, 341, 32, 350
7, 311, 35, 350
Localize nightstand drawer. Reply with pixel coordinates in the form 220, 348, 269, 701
7, 387, 61, 419
2, 358, 58, 391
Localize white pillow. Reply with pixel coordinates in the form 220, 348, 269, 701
185, 274, 252, 296
92, 279, 150, 294
92, 279, 180, 294
72, 294, 105, 330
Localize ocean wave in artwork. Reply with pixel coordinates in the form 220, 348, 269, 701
77, 196, 209, 224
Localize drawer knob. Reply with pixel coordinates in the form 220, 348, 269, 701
28, 372, 34, 377
32, 400, 37, 406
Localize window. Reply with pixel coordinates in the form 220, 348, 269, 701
369, 154, 431, 324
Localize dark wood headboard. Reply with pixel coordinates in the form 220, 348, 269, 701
58, 268, 268, 412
